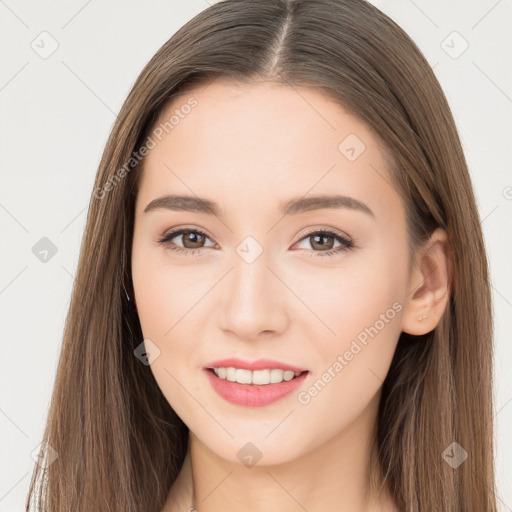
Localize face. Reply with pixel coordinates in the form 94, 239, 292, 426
131, 78, 411, 465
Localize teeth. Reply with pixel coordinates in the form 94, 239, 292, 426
212, 367, 302, 385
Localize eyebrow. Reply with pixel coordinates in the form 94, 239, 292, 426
143, 194, 374, 218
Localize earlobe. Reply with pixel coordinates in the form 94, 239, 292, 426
401, 227, 451, 336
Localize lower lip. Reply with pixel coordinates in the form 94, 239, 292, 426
204, 369, 309, 407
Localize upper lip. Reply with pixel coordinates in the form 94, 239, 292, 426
204, 358, 309, 373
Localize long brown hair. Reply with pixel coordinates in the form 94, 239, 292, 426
26, 0, 497, 510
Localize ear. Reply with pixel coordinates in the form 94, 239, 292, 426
401, 227, 452, 335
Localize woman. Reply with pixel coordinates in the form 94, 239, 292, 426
26, 0, 497, 511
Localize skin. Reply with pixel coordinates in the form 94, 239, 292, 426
131, 78, 451, 512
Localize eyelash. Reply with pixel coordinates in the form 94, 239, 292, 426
156, 226, 354, 259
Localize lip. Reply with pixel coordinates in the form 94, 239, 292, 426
204, 367, 310, 407
203, 358, 308, 373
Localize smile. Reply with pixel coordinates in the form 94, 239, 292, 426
204, 368, 309, 407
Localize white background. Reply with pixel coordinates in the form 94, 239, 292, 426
1, 0, 511, 510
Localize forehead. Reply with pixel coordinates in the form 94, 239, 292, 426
135, 79, 401, 222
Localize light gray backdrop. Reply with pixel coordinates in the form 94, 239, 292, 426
1, 0, 511, 510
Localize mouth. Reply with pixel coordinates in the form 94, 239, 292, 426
203, 365, 310, 407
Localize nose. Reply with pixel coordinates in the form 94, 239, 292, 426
218, 247, 288, 341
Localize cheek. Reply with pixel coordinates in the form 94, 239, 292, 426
131, 242, 206, 415
292, 248, 405, 347
131, 238, 205, 340
294, 280, 403, 445
132, 239, 167, 338
301, 245, 406, 392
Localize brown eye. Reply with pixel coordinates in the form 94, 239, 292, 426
157, 227, 216, 255
309, 233, 336, 250
293, 230, 354, 258
177, 230, 207, 249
